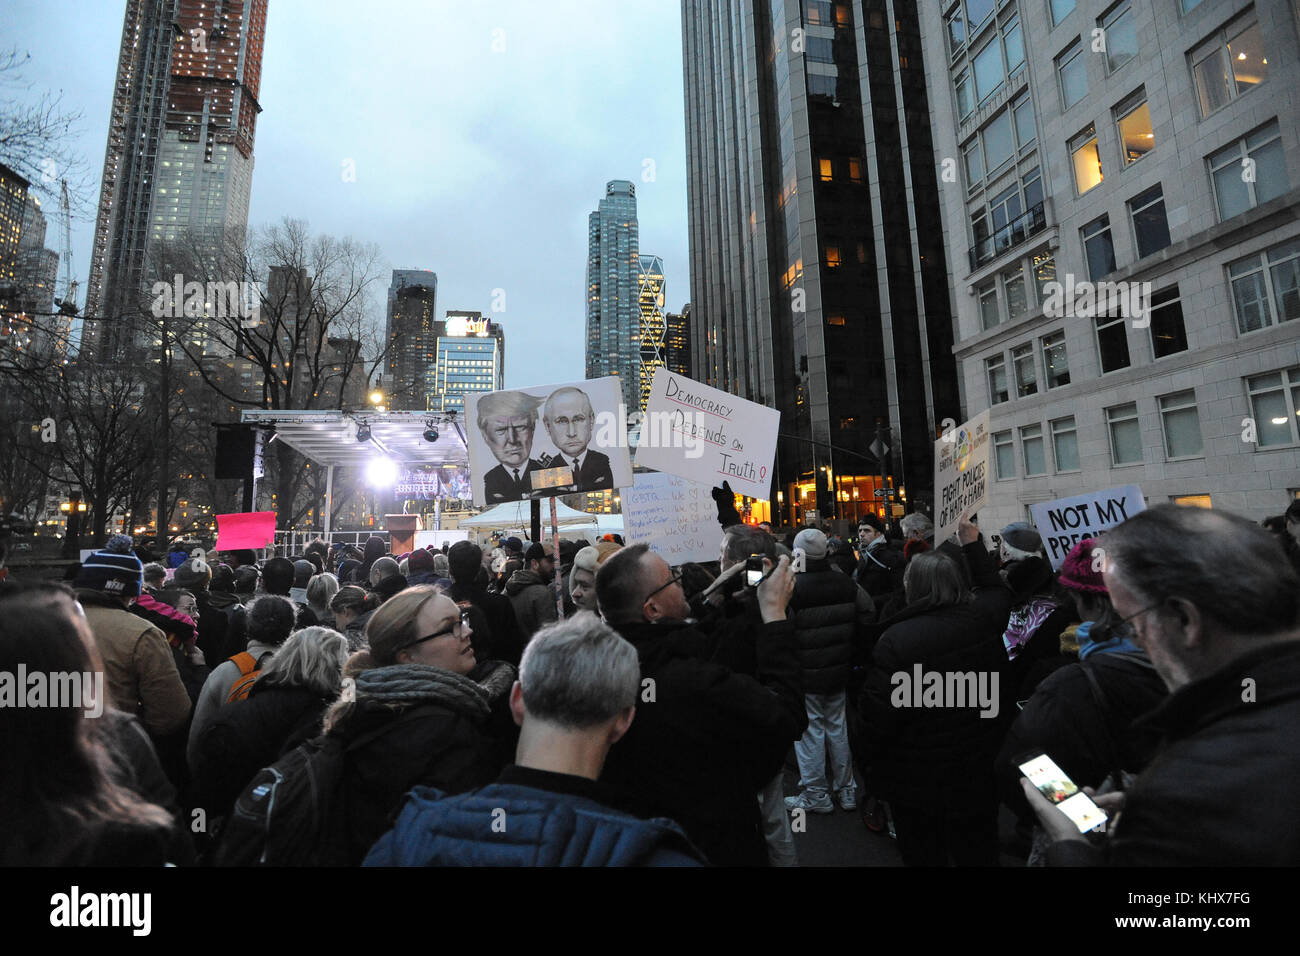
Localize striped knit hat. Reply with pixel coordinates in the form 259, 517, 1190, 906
74, 534, 144, 599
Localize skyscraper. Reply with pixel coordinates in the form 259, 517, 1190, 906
385, 269, 438, 410
665, 303, 692, 377
637, 254, 667, 410
432, 311, 505, 417
921, 0, 1300, 527
83, 0, 269, 360
585, 180, 641, 412
682, 0, 960, 524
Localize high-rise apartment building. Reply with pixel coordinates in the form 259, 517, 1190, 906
83, 0, 268, 360
665, 303, 693, 377
682, 0, 961, 524
637, 255, 667, 409
586, 180, 642, 412
0, 171, 64, 361
921, 0, 1300, 528
431, 311, 505, 417
385, 270, 438, 410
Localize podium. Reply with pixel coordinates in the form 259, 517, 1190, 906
385, 514, 423, 556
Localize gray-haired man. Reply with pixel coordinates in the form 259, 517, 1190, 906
364, 613, 704, 866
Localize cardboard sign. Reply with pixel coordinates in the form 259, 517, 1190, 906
622, 471, 718, 565
1030, 484, 1145, 570
934, 410, 991, 545
214, 511, 276, 551
465, 376, 634, 507
634, 369, 780, 498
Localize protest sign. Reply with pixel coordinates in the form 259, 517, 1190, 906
214, 511, 276, 551
622, 471, 717, 565
465, 376, 634, 507
934, 410, 991, 545
1030, 484, 1145, 570
634, 369, 780, 499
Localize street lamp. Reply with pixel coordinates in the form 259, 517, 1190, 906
60, 490, 86, 559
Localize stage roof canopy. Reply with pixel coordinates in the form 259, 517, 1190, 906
238, 409, 470, 469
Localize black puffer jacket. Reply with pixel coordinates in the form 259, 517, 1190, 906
996, 650, 1167, 819
602, 617, 805, 866
190, 683, 333, 817
854, 540, 905, 606
790, 559, 875, 694
1048, 641, 1300, 866
858, 599, 1007, 809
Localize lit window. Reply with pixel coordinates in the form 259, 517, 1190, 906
1070, 124, 1103, 194
1246, 367, 1300, 447
824, 245, 841, 268
1041, 331, 1071, 388
1115, 91, 1154, 164
819, 158, 833, 182
1191, 17, 1268, 117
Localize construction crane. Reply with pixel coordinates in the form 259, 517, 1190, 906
53, 179, 78, 317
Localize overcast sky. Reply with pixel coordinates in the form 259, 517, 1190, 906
8, 0, 690, 388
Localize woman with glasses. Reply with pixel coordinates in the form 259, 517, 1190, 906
319, 585, 517, 864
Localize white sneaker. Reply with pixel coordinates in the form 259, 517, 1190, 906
836, 788, 858, 811
784, 791, 834, 814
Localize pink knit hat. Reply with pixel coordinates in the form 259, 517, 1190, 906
1057, 538, 1107, 594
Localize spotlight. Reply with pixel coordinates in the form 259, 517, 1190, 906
366, 457, 398, 487
356, 422, 371, 442
423, 424, 440, 443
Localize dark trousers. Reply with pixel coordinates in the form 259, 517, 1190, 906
890, 802, 999, 867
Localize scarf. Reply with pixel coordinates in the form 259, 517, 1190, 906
353, 663, 492, 719
1076, 620, 1142, 660
1002, 597, 1056, 660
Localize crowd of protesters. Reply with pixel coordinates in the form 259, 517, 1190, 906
1, 493, 1297, 867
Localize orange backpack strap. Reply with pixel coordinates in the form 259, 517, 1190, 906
226, 651, 267, 703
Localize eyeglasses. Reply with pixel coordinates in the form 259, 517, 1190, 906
643, 569, 684, 606
400, 610, 472, 651
1115, 601, 1165, 639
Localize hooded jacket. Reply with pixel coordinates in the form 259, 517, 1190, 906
790, 558, 875, 694
364, 766, 704, 866
505, 568, 557, 639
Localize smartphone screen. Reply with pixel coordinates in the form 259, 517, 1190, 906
1018, 754, 1107, 833
745, 555, 763, 587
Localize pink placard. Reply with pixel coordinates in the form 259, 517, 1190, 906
214, 511, 277, 551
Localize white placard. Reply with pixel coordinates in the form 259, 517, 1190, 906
934, 410, 992, 545
1029, 484, 1145, 570
622, 471, 718, 565
634, 369, 780, 498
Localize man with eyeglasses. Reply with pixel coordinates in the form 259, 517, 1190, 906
595, 543, 805, 866
1022, 504, 1300, 865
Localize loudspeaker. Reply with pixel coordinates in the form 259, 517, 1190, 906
215, 424, 255, 479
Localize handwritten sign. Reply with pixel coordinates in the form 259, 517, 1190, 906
1030, 484, 1145, 570
634, 369, 779, 498
622, 471, 718, 565
214, 511, 276, 551
935, 410, 991, 545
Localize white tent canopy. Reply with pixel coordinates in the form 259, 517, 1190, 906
460, 499, 598, 530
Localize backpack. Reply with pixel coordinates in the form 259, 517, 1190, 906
226, 651, 273, 703
211, 708, 430, 867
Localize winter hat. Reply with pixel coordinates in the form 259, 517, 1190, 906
903, 538, 931, 562
409, 548, 435, 572
1000, 522, 1043, 555
525, 542, 549, 563
792, 528, 828, 562
503, 537, 523, 555
173, 558, 212, 591
372, 573, 408, 602
1005, 555, 1053, 604
75, 534, 144, 599
594, 541, 622, 564
1057, 538, 1107, 594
